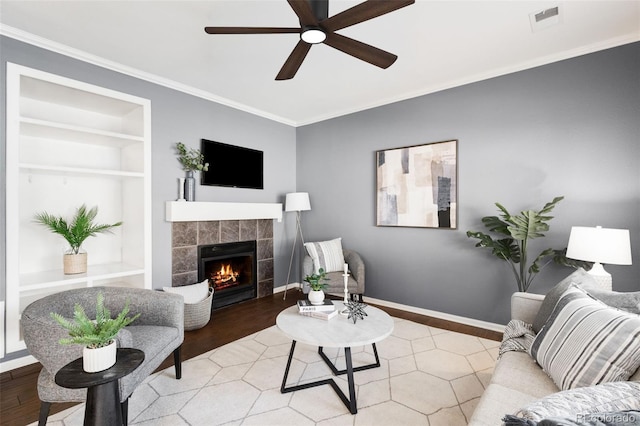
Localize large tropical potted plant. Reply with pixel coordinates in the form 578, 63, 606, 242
51, 292, 140, 372
34, 204, 122, 274
304, 268, 329, 305
466, 196, 589, 292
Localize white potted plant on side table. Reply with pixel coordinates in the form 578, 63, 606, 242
51, 292, 140, 372
304, 268, 329, 305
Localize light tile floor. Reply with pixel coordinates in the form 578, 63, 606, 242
36, 318, 500, 426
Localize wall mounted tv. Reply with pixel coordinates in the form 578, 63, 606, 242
200, 139, 264, 190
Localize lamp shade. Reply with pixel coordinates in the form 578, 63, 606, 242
566, 226, 632, 265
285, 192, 311, 212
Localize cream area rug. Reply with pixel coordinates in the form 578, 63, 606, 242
37, 317, 499, 426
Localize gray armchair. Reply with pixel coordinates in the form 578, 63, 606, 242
303, 249, 365, 301
21, 286, 184, 426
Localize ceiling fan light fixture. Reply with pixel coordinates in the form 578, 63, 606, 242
301, 27, 326, 44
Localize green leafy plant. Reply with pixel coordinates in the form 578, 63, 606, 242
34, 205, 122, 255
176, 142, 209, 172
51, 292, 140, 349
304, 268, 330, 291
466, 196, 589, 292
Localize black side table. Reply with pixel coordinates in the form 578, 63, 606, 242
55, 348, 144, 426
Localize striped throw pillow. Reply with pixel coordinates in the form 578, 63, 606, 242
530, 285, 640, 390
304, 238, 345, 273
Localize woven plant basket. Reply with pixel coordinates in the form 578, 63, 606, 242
63, 252, 87, 274
184, 288, 213, 331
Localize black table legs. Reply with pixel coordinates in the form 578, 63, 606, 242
280, 341, 380, 415
84, 380, 122, 426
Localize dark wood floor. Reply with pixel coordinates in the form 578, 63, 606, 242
0, 291, 502, 426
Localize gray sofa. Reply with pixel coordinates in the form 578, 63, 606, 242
22, 286, 184, 425
469, 291, 640, 425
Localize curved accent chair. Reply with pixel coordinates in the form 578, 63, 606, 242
21, 286, 184, 426
303, 249, 365, 301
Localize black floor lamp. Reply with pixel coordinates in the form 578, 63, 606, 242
283, 192, 311, 300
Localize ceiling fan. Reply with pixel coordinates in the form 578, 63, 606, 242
204, 0, 415, 80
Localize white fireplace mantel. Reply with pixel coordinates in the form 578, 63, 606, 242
165, 201, 283, 222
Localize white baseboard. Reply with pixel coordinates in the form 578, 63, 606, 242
0, 354, 38, 373
273, 285, 505, 334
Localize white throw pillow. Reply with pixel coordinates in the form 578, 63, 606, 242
304, 238, 345, 273
530, 285, 640, 390
163, 279, 211, 304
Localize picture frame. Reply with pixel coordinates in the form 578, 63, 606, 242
376, 140, 457, 228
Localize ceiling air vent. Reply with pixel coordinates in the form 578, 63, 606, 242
529, 6, 561, 32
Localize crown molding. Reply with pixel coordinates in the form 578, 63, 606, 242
0, 24, 297, 127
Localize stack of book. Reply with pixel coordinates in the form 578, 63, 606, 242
297, 299, 338, 320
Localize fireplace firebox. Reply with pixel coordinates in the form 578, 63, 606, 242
198, 240, 257, 309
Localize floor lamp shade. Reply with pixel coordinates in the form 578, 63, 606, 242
566, 226, 632, 290
285, 192, 311, 212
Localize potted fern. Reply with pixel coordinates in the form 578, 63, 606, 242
304, 268, 329, 305
51, 292, 140, 372
34, 204, 122, 274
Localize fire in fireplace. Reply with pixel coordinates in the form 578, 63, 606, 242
198, 240, 257, 309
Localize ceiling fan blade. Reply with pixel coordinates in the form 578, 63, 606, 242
276, 40, 312, 80
323, 32, 397, 69
322, 0, 415, 32
205, 27, 300, 34
287, 0, 319, 26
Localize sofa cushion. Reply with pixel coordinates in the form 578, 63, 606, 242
304, 237, 345, 273
515, 381, 640, 421
530, 286, 640, 390
491, 351, 558, 398
532, 268, 599, 333
469, 383, 542, 426
163, 279, 210, 304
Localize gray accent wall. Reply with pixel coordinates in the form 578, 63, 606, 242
296, 42, 640, 325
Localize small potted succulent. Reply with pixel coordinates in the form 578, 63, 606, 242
51, 292, 140, 372
34, 204, 122, 274
304, 268, 329, 305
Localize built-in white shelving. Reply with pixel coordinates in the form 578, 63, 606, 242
4, 63, 152, 355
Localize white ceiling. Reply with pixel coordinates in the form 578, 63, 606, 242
1, 1, 638, 126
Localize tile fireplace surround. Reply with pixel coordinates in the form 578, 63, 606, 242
167, 201, 283, 300
171, 219, 274, 298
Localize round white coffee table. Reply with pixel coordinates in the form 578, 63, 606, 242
276, 301, 394, 414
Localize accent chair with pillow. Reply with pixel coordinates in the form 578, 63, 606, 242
303, 237, 365, 301
469, 269, 640, 426
21, 286, 184, 426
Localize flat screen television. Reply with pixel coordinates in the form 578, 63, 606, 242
200, 139, 264, 190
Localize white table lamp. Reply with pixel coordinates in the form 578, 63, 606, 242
566, 226, 632, 291
283, 192, 311, 299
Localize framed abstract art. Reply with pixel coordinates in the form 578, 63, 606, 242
376, 140, 457, 228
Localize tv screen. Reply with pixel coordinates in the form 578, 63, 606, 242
200, 139, 264, 190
